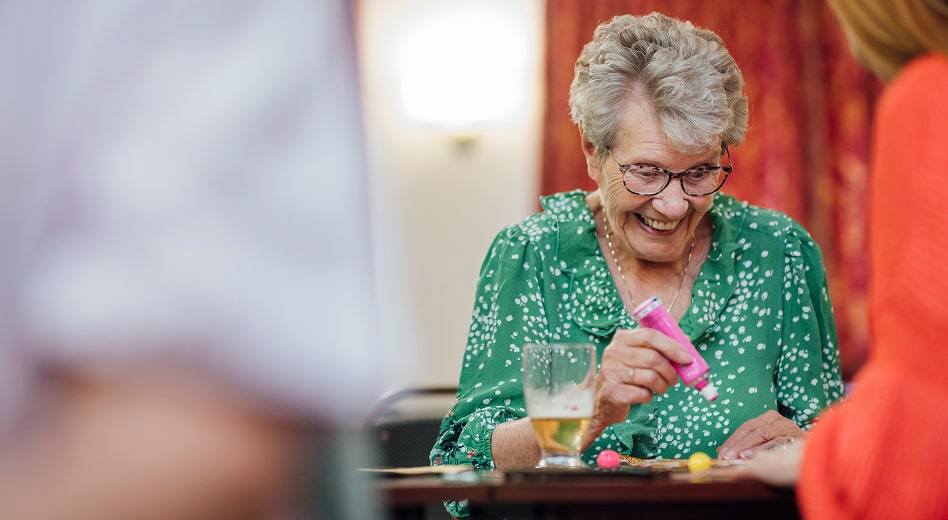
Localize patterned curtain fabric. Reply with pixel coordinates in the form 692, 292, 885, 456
541, 0, 881, 379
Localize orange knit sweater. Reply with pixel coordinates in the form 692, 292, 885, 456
797, 53, 948, 519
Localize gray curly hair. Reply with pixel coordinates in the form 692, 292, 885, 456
569, 12, 748, 161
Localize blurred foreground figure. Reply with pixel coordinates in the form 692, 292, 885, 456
735, 1, 948, 518
0, 1, 388, 518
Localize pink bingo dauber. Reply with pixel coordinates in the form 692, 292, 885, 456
632, 297, 718, 402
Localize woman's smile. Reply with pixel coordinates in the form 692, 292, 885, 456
636, 213, 683, 233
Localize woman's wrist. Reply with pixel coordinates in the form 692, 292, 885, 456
490, 417, 542, 470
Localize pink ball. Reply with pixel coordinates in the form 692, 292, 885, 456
597, 449, 620, 469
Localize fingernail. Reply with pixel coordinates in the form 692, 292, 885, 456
719, 449, 735, 460
739, 450, 753, 459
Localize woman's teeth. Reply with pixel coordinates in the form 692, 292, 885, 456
640, 215, 680, 231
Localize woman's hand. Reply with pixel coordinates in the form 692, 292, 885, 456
724, 437, 806, 488
717, 410, 808, 460
584, 328, 693, 447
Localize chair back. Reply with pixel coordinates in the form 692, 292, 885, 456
364, 385, 457, 468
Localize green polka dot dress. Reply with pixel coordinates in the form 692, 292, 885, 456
432, 189, 844, 476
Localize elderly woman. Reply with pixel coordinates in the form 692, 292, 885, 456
432, 11, 844, 494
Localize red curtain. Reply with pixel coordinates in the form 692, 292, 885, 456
541, 0, 881, 379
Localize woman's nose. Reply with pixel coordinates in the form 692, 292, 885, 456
651, 181, 690, 218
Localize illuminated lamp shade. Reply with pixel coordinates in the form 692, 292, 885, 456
391, 1, 530, 143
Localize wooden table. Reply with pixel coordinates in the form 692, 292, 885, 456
377, 468, 800, 519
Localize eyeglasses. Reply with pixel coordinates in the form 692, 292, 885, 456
607, 146, 732, 196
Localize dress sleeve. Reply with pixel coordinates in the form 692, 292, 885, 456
775, 221, 845, 428
431, 224, 552, 470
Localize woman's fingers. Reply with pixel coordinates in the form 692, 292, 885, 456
623, 365, 676, 394
717, 410, 806, 460
614, 328, 694, 365
723, 439, 806, 487
594, 328, 689, 426
603, 329, 687, 388
752, 434, 802, 454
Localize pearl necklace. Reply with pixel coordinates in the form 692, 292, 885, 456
601, 213, 695, 315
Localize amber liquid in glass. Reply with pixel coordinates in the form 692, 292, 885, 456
529, 416, 590, 466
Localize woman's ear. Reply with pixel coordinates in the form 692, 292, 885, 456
581, 134, 601, 185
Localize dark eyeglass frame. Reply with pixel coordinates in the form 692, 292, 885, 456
606, 145, 733, 196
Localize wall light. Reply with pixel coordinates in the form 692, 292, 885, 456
387, 0, 532, 143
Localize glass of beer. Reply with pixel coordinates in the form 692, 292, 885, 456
522, 343, 597, 469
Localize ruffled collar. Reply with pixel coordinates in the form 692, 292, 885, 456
540, 190, 744, 342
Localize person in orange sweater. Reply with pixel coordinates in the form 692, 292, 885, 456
734, 0, 948, 517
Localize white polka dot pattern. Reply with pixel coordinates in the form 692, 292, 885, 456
432, 190, 843, 474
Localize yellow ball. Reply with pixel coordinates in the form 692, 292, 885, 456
687, 451, 712, 473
